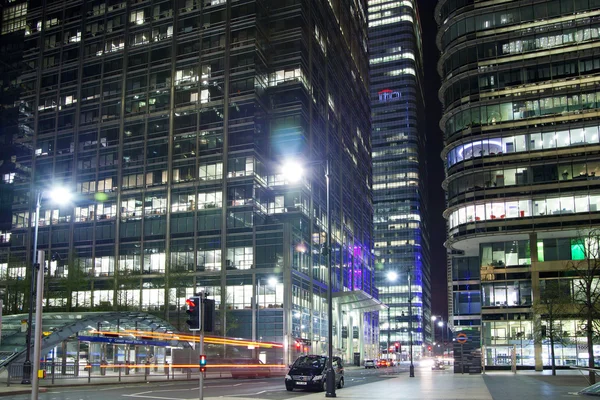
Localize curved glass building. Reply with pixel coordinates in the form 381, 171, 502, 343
438, 0, 600, 368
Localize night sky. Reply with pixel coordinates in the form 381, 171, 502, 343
418, 0, 448, 319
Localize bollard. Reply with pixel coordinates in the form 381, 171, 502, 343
119, 364, 122, 382
145, 362, 149, 380
164, 362, 169, 380
87, 363, 91, 383
51, 360, 55, 384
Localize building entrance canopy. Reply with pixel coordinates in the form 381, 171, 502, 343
334, 290, 386, 313
4, 312, 182, 366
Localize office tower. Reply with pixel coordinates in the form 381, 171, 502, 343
369, 0, 431, 359
0, 0, 29, 302
438, 0, 600, 368
4, 0, 380, 365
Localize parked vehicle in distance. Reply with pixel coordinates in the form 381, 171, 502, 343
285, 355, 344, 392
364, 359, 377, 369
377, 359, 388, 368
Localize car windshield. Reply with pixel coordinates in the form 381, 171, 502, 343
292, 356, 326, 370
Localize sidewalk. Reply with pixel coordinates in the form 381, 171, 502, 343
288, 363, 493, 400
284, 363, 591, 400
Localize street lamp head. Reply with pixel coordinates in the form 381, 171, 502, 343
267, 277, 278, 287
281, 160, 304, 183
386, 271, 398, 282
438, 321, 444, 327
431, 315, 437, 321
47, 186, 73, 204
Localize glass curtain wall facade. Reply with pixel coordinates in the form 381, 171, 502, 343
438, 0, 600, 368
369, 0, 431, 360
3, 0, 377, 365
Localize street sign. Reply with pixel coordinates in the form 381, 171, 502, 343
456, 332, 468, 344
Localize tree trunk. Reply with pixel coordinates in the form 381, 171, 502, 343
550, 326, 556, 376
588, 315, 596, 384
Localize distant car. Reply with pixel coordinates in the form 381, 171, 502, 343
364, 359, 377, 369
377, 359, 388, 368
285, 355, 344, 392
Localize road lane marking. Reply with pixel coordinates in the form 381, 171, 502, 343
122, 383, 244, 400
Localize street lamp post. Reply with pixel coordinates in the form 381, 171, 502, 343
281, 157, 335, 397
21, 187, 72, 397
387, 306, 391, 361
324, 158, 336, 398
386, 271, 397, 363
431, 315, 437, 355
22, 192, 42, 384
408, 273, 414, 378
438, 320, 446, 363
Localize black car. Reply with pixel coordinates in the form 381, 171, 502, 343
285, 355, 344, 392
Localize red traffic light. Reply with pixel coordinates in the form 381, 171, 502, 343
186, 297, 201, 330
295, 341, 301, 349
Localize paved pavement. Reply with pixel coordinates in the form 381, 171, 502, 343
0, 361, 594, 399
279, 363, 590, 400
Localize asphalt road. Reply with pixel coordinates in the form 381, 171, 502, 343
12, 366, 407, 400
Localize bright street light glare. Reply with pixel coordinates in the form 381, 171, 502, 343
267, 277, 278, 287
386, 271, 398, 282
438, 321, 444, 327
47, 187, 73, 204
281, 160, 304, 183
431, 315, 437, 321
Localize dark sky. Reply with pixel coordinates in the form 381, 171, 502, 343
418, 1, 448, 319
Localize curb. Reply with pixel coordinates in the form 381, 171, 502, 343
0, 387, 48, 397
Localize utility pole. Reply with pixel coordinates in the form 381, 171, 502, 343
408, 273, 414, 377
199, 292, 205, 400
387, 306, 391, 361
31, 250, 45, 400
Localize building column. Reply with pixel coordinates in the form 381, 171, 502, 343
336, 299, 343, 357
530, 232, 543, 371
345, 313, 352, 363
358, 312, 365, 365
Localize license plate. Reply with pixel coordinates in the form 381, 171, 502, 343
295, 382, 307, 385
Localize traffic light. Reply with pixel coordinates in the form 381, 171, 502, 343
428, 345, 432, 352
394, 342, 400, 353
186, 297, 201, 330
199, 354, 207, 373
295, 341, 302, 351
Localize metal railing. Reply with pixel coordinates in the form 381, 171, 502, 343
6, 362, 287, 386
569, 365, 600, 386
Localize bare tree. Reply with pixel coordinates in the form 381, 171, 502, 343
533, 279, 571, 375
567, 229, 600, 384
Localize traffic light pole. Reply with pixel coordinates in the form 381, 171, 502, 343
199, 295, 205, 400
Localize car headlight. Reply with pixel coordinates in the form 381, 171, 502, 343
313, 375, 324, 381
285, 375, 291, 380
